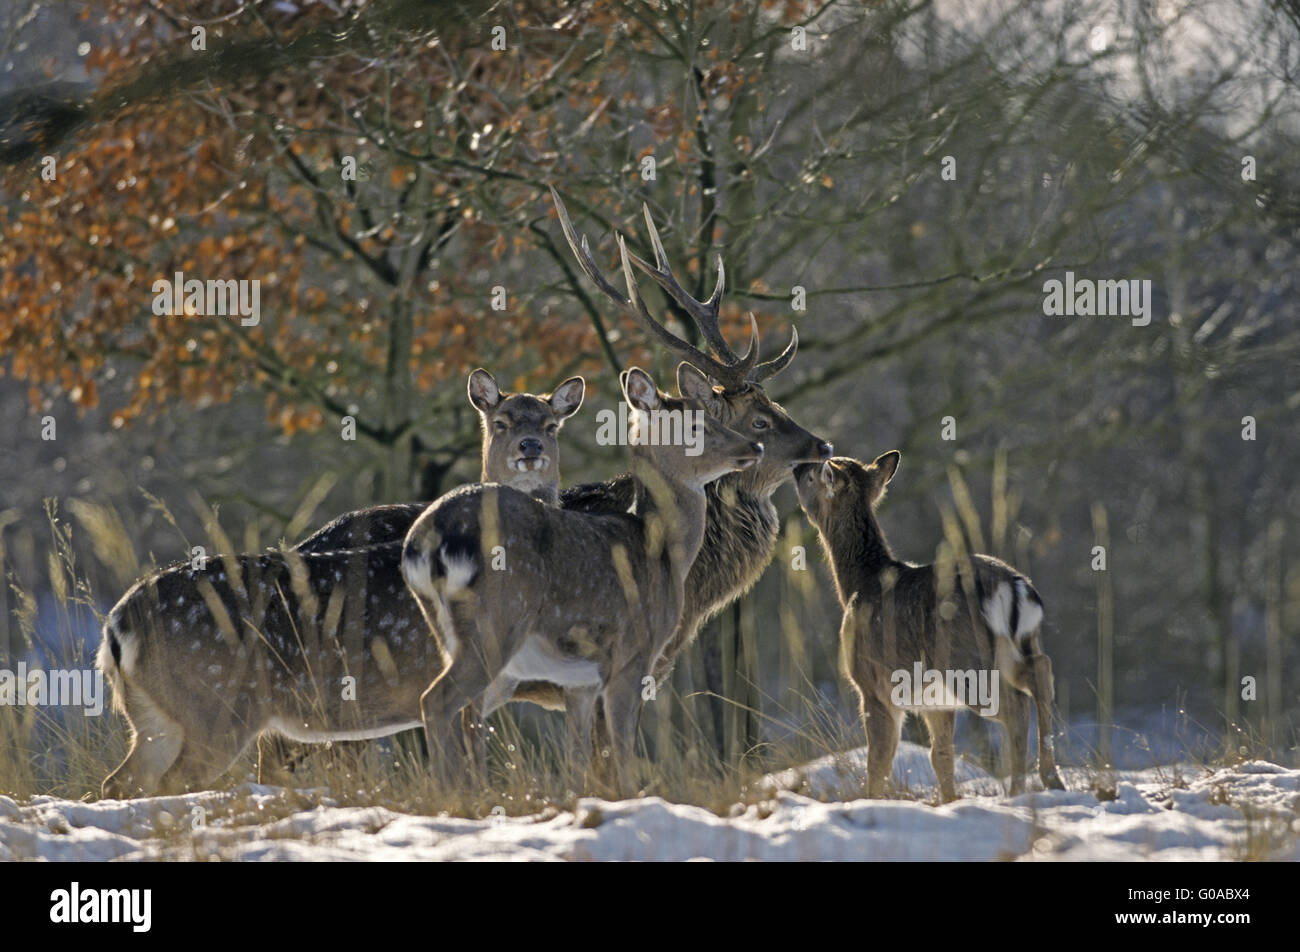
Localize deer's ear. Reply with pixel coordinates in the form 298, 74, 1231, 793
549, 376, 585, 419
676, 362, 716, 404
467, 369, 501, 413
873, 450, 901, 485
623, 367, 660, 412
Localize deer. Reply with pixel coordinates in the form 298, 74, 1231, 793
498, 190, 832, 724
255, 190, 832, 761
400, 362, 765, 791
259, 368, 583, 778
793, 452, 1066, 802
294, 368, 585, 552
98, 370, 584, 799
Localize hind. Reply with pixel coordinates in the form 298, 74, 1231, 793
97, 597, 264, 799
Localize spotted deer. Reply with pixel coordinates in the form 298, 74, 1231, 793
97, 370, 584, 798
401, 365, 764, 790
501, 190, 832, 718
794, 452, 1065, 801
270, 191, 831, 738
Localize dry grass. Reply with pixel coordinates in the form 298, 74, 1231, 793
0, 482, 1292, 823
0, 497, 838, 817
1, 501, 123, 800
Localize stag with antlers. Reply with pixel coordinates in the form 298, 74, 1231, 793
502, 191, 832, 723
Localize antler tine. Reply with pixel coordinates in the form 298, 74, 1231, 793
549, 187, 744, 384
616, 235, 744, 384
551, 186, 633, 308
623, 203, 740, 363
749, 325, 798, 383
738, 312, 759, 365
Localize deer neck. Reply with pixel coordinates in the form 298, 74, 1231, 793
483, 460, 558, 506
821, 505, 899, 607
528, 484, 559, 506
631, 455, 710, 575
723, 458, 789, 501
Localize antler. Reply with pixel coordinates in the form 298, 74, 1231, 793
623, 198, 800, 384
749, 325, 798, 383
552, 186, 767, 390
621, 204, 738, 363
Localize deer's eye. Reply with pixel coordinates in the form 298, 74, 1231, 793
493, 420, 508, 433
545, 423, 559, 434
751, 417, 769, 430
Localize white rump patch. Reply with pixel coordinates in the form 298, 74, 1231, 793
1014, 579, 1043, 638
439, 546, 477, 595
981, 578, 1042, 645
97, 614, 140, 675
981, 582, 1016, 639
430, 596, 458, 662
402, 549, 438, 602
401, 549, 460, 663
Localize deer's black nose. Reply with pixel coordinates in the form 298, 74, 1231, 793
818, 441, 834, 459
751, 441, 765, 456
519, 438, 543, 457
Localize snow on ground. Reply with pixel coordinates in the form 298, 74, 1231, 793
758, 737, 1008, 799
1, 743, 1296, 861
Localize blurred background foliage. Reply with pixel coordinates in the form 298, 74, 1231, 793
0, 0, 1296, 777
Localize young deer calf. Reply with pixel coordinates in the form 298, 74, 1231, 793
98, 371, 583, 798
795, 453, 1064, 801
401, 366, 764, 790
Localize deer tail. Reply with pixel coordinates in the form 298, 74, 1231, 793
979, 575, 1043, 656
96, 603, 138, 715
402, 530, 480, 600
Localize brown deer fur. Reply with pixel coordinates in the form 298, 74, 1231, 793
794, 452, 1064, 800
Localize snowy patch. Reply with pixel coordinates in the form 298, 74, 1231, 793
757, 740, 1006, 799
0, 753, 1295, 861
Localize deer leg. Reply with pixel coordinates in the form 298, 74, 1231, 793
584, 698, 616, 787
157, 722, 260, 795
922, 710, 959, 803
420, 652, 495, 789
256, 733, 314, 784
256, 734, 282, 783
997, 688, 1030, 796
563, 686, 600, 790
459, 707, 488, 778
1025, 651, 1065, 789
421, 604, 522, 788
862, 694, 903, 799
464, 670, 528, 777
601, 661, 650, 796
101, 688, 184, 799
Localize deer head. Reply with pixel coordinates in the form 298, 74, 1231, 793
794, 452, 900, 530
551, 188, 831, 493
622, 365, 765, 492
467, 368, 585, 506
